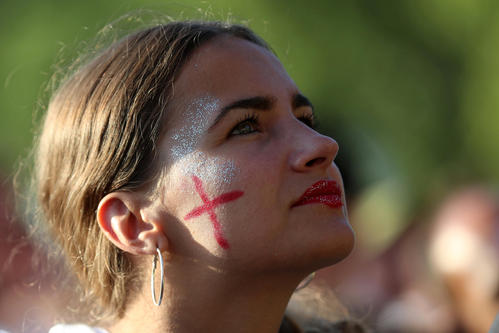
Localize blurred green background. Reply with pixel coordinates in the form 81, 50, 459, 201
1, 0, 498, 248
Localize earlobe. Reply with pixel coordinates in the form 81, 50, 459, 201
97, 193, 168, 255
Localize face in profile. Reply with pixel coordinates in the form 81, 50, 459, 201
155, 35, 354, 272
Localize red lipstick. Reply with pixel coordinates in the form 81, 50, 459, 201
292, 180, 343, 209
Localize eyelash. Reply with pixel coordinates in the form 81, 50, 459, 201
229, 112, 317, 137
229, 113, 260, 136
298, 113, 316, 129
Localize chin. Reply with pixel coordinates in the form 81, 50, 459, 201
304, 217, 356, 270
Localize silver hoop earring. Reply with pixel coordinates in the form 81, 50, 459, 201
151, 247, 164, 306
295, 272, 316, 292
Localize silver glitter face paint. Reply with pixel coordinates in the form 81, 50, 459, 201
167, 95, 241, 191
179, 152, 239, 187
170, 96, 219, 160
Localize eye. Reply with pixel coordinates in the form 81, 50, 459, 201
229, 114, 260, 136
298, 113, 316, 129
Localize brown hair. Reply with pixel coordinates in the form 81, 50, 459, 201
35, 21, 269, 322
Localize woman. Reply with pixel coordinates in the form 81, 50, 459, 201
36, 20, 356, 332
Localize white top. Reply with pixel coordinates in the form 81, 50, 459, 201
49, 324, 108, 333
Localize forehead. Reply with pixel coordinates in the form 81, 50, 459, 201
166, 35, 297, 124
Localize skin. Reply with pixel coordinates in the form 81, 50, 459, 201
98, 35, 355, 333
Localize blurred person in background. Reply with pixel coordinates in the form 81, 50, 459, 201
429, 186, 499, 333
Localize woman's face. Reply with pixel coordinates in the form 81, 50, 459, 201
155, 35, 354, 272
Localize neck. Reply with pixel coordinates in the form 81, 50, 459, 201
108, 256, 304, 333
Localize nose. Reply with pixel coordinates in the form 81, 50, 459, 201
289, 127, 339, 173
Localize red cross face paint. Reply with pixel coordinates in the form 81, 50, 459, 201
183, 175, 244, 249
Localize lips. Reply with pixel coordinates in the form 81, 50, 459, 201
292, 180, 343, 209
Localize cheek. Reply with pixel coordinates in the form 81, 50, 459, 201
220, 163, 286, 252
164, 152, 245, 251
163, 149, 285, 256
197, 152, 238, 183
167, 152, 241, 195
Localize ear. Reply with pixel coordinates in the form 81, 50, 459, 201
97, 192, 169, 255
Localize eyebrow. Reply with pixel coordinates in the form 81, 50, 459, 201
293, 93, 314, 111
209, 96, 275, 130
209, 93, 314, 130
